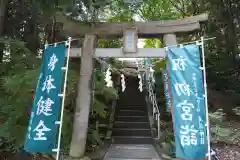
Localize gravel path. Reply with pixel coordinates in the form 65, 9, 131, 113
215, 145, 240, 160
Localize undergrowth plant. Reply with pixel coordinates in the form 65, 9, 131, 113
0, 38, 120, 157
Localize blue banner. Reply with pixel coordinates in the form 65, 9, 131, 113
167, 44, 207, 159
24, 44, 66, 153
162, 67, 171, 112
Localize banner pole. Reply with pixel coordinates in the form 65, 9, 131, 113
200, 36, 211, 160
55, 37, 72, 160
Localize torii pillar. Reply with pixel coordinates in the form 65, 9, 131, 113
57, 13, 208, 159
69, 34, 97, 158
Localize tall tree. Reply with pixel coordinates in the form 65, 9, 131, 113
0, 0, 10, 72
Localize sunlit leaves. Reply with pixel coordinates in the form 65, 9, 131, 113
98, 39, 123, 48
138, 0, 180, 21
154, 59, 167, 72
144, 39, 162, 48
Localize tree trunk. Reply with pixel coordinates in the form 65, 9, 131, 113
0, 0, 7, 35
0, 0, 8, 92
0, 0, 8, 63
28, 0, 39, 53
69, 34, 97, 159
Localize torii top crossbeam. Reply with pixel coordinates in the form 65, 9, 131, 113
56, 12, 208, 38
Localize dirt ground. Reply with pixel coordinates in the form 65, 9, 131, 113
213, 120, 240, 160
209, 89, 240, 160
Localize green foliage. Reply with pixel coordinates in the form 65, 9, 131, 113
94, 70, 118, 101
0, 38, 38, 76
0, 38, 41, 152
143, 38, 166, 72
0, 67, 72, 150
85, 68, 118, 150
92, 100, 108, 118
98, 39, 123, 48
87, 126, 102, 148
209, 109, 226, 123
138, 0, 180, 20
2, 0, 240, 158
211, 125, 233, 137
0, 62, 119, 154
157, 121, 175, 158
144, 39, 162, 48
0, 1, 122, 154
61, 110, 73, 152
209, 110, 240, 145
153, 59, 167, 72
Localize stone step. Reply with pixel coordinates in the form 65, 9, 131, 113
117, 102, 147, 106
105, 158, 160, 160
104, 144, 160, 159
115, 116, 149, 122
115, 109, 147, 116
112, 128, 151, 137
115, 106, 147, 112
113, 121, 150, 129
112, 136, 153, 144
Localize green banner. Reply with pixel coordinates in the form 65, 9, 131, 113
24, 43, 66, 153
167, 44, 207, 159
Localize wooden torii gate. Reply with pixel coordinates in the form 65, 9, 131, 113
57, 13, 208, 158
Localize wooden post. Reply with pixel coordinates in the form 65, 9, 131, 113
69, 34, 97, 159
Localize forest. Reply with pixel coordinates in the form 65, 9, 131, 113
0, 0, 240, 159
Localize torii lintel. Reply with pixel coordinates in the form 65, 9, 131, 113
56, 13, 208, 39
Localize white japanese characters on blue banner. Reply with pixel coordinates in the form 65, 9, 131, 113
167, 44, 207, 159
162, 67, 171, 112
24, 44, 66, 153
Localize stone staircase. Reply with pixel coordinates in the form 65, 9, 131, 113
103, 76, 161, 160
111, 83, 152, 144
112, 77, 152, 144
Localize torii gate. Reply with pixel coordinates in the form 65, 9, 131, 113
57, 13, 208, 158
